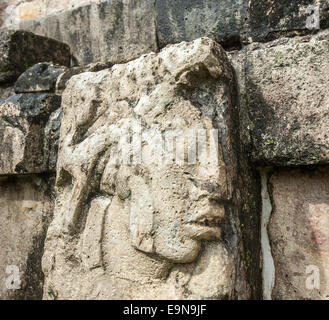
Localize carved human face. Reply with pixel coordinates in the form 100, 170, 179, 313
100, 127, 229, 264
135, 167, 227, 264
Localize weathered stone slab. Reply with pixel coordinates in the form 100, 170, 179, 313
42, 38, 250, 299
269, 167, 329, 300
0, 0, 103, 28
0, 93, 61, 174
19, 0, 157, 66
0, 29, 71, 84
246, 35, 329, 166
156, 0, 329, 47
0, 174, 54, 300
156, 0, 248, 49
15, 63, 67, 94
249, 0, 324, 42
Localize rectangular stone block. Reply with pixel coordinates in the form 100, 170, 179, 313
268, 167, 329, 300
249, 0, 325, 42
19, 0, 157, 66
246, 34, 329, 166
0, 0, 103, 28
0, 175, 54, 300
156, 0, 248, 49
0, 29, 71, 84
0, 93, 62, 175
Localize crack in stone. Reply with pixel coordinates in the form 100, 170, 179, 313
259, 167, 275, 300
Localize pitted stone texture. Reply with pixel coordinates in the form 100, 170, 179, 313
246, 36, 329, 166
42, 38, 249, 300
269, 167, 329, 300
156, 0, 248, 49
0, 29, 70, 85
15, 63, 66, 93
0, 93, 61, 174
19, 0, 157, 66
0, 175, 54, 300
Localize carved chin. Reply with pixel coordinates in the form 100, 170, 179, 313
154, 236, 201, 264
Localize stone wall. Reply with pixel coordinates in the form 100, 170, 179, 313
0, 30, 70, 299
0, 0, 328, 300
10, 0, 329, 66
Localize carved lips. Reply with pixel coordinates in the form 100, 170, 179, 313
184, 204, 225, 240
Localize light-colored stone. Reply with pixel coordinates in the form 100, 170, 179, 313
42, 38, 249, 300
269, 167, 329, 300
246, 34, 329, 166
46, 0, 103, 13
0, 0, 103, 28
0, 1, 47, 27
0, 175, 54, 300
55, 61, 113, 93
19, 0, 158, 66
17, 0, 46, 21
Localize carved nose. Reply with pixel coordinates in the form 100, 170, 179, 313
206, 199, 226, 219
186, 198, 225, 224
189, 178, 226, 202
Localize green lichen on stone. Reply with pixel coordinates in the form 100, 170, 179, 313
24, 62, 33, 70
48, 287, 58, 300
118, 189, 131, 201
1, 67, 13, 76
245, 250, 251, 266
274, 51, 283, 62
